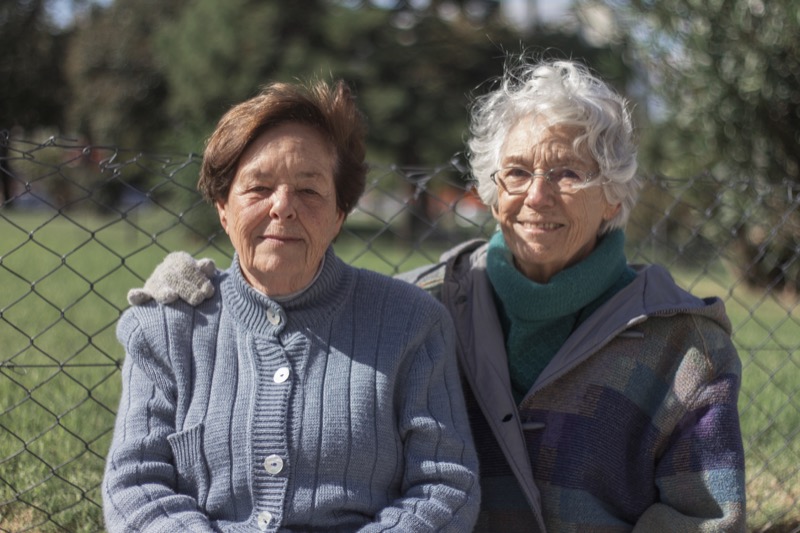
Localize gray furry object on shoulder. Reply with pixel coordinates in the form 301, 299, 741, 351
127, 251, 216, 306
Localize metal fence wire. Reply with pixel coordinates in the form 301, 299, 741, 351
0, 134, 799, 533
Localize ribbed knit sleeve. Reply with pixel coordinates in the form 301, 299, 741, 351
359, 276, 480, 531
279, 267, 480, 532
103, 305, 220, 533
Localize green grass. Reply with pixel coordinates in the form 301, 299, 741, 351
1, 209, 798, 532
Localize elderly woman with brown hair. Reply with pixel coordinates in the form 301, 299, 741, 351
102, 79, 480, 532
131, 59, 746, 532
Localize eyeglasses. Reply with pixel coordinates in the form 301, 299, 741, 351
490, 166, 597, 195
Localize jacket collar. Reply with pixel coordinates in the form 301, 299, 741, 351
442, 242, 731, 394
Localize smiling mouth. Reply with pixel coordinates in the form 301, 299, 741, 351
521, 222, 563, 230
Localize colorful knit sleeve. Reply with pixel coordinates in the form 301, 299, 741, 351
634, 317, 746, 532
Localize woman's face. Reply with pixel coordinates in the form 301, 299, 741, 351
492, 115, 620, 283
216, 122, 344, 296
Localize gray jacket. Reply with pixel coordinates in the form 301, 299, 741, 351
400, 239, 746, 532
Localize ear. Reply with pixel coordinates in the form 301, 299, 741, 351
603, 201, 622, 221
334, 208, 346, 234
215, 199, 229, 233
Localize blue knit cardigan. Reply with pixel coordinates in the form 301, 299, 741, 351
103, 247, 480, 532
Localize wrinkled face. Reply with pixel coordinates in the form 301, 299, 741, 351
492, 116, 620, 283
216, 122, 344, 296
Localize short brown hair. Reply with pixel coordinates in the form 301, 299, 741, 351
198, 79, 368, 214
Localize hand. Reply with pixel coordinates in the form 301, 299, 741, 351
127, 252, 216, 306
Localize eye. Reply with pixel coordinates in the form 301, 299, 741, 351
247, 185, 273, 194
505, 167, 531, 178
504, 167, 532, 179
298, 187, 322, 197
550, 167, 583, 183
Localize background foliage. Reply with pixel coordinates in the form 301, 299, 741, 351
577, 0, 800, 299
4, 0, 798, 291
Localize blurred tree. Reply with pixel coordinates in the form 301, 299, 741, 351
62, 0, 189, 211
329, 1, 633, 238
0, 0, 70, 205
153, 0, 632, 161
64, 0, 187, 149
578, 0, 799, 292
150, 0, 336, 235
0, 0, 68, 131
150, 0, 631, 237
56, 0, 630, 221
153, 0, 330, 151
346, 3, 634, 164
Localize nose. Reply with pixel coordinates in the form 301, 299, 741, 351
269, 186, 296, 220
524, 175, 556, 207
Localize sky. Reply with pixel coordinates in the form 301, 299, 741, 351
48, 0, 573, 28
501, 0, 573, 27
47, 0, 112, 28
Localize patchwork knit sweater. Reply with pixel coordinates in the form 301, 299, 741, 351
400, 238, 746, 532
103, 247, 480, 532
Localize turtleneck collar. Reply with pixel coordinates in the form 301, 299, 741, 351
221, 246, 353, 336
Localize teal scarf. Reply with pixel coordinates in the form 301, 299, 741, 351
486, 229, 636, 403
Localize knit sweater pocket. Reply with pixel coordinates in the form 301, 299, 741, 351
167, 422, 211, 509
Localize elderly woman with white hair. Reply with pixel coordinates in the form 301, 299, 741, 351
130, 58, 746, 532
403, 58, 746, 532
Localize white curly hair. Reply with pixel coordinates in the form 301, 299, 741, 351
468, 57, 641, 234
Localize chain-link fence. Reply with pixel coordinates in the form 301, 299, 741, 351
1, 133, 798, 533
